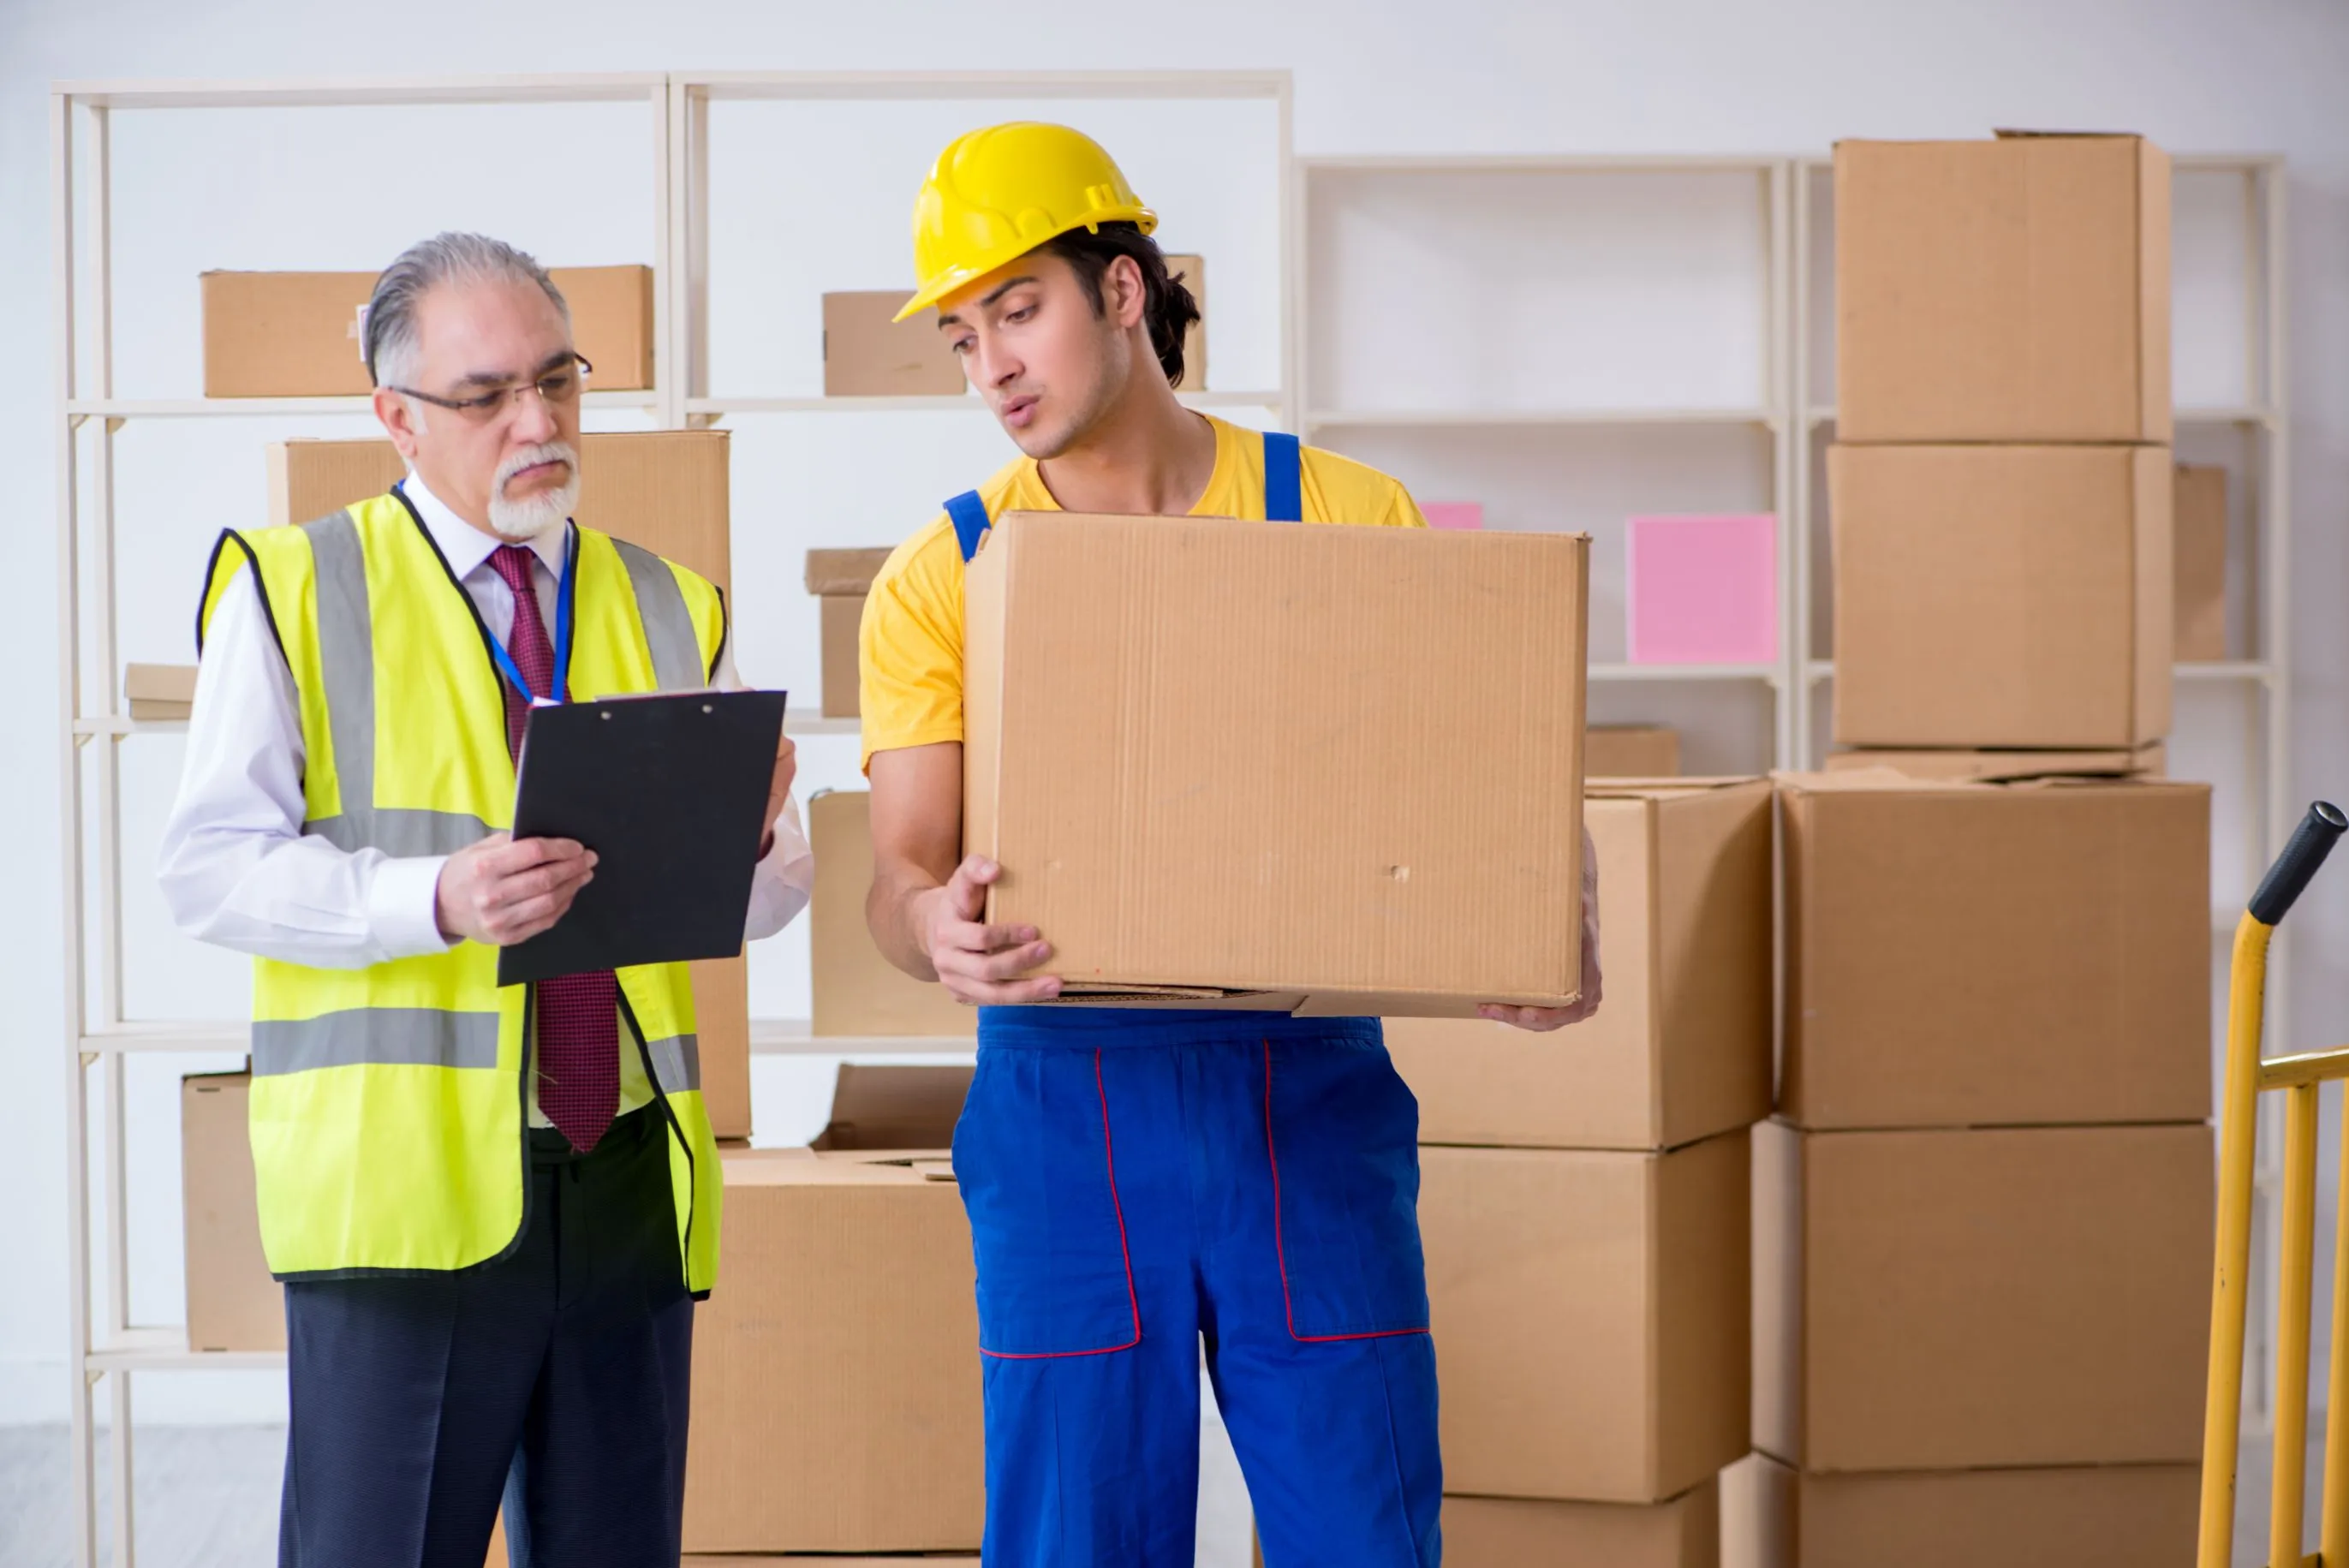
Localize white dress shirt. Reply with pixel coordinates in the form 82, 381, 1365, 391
159, 474, 814, 1122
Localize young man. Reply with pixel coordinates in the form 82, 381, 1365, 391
861, 124, 1602, 1567
161, 234, 813, 1567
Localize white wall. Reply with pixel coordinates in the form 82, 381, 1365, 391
3, 0, 2346, 1430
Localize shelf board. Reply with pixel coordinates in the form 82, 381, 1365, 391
1308, 407, 1774, 431
689, 389, 1281, 417
1809, 660, 2275, 686
1306, 152, 1788, 175
751, 1020, 975, 1056
80, 1023, 248, 1056
66, 391, 656, 420
59, 73, 667, 110
1592, 662, 1780, 683
1803, 405, 2275, 428
86, 1329, 283, 1374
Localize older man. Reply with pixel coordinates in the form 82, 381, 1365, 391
159, 233, 812, 1568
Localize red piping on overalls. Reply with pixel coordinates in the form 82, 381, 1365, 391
1264, 1040, 1433, 1344
978, 1046, 1144, 1359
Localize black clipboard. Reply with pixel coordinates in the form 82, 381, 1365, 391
498, 689, 788, 986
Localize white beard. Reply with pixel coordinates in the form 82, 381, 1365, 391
486, 442, 581, 541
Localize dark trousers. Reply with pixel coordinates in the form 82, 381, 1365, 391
278, 1104, 695, 1568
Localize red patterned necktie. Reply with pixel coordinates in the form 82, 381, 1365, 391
488, 544, 619, 1154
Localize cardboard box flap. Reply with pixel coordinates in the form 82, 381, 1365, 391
805, 546, 897, 597
125, 664, 199, 704
718, 1148, 950, 1187
1994, 128, 2146, 140
1823, 743, 2163, 782
1781, 767, 2196, 799
810, 1063, 974, 1151
1586, 775, 1764, 802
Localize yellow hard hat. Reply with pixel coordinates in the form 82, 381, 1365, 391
894, 122, 1157, 322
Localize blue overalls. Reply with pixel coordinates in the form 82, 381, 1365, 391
943, 432, 1445, 1568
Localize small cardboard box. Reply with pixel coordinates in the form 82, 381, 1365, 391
1830, 443, 2173, 748
1754, 1121, 2212, 1475
681, 1148, 982, 1553
202, 265, 655, 397
963, 512, 1589, 1016
1723, 1452, 2196, 1568
805, 548, 895, 719
1387, 778, 1770, 1152
1821, 742, 2163, 782
1779, 772, 2209, 1130
1586, 724, 1680, 778
822, 292, 966, 396
182, 1070, 283, 1353
1834, 134, 2170, 444
809, 1063, 972, 1152
125, 663, 198, 723
2173, 463, 2228, 662
265, 431, 751, 1136
1445, 1477, 1720, 1568
810, 791, 978, 1039
1424, 1131, 1749, 1504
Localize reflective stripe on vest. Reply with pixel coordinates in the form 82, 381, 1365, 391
197, 492, 729, 1290
946, 426, 1307, 563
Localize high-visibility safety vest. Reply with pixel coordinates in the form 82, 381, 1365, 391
197, 488, 727, 1291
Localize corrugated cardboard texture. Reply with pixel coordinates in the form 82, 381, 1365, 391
1753, 1121, 2212, 1474
1444, 1478, 1720, 1568
2173, 462, 2228, 662
1821, 742, 2164, 781
1833, 136, 2170, 443
1726, 1453, 2194, 1568
810, 1063, 973, 1150
203, 265, 654, 397
963, 512, 1588, 1014
1588, 724, 1681, 778
823, 291, 966, 396
682, 1150, 982, 1553
1388, 779, 1771, 1151
182, 1071, 283, 1353
266, 431, 752, 1132
821, 596, 862, 718
1780, 773, 2209, 1129
1830, 444, 2172, 748
810, 791, 977, 1038
1424, 1132, 1748, 1503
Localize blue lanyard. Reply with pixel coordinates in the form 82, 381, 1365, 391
486, 528, 575, 709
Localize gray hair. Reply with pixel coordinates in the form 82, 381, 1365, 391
363, 232, 570, 390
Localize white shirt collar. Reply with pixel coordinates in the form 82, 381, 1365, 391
400, 470, 569, 582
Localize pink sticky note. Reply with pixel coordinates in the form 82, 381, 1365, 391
1625, 514, 1778, 664
1422, 501, 1483, 531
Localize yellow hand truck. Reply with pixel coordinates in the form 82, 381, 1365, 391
2202, 801, 2349, 1568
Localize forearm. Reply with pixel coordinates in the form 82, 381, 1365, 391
867, 861, 946, 980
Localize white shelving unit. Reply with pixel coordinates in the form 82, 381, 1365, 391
1792, 150, 2293, 1429
1295, 154, 1798, 771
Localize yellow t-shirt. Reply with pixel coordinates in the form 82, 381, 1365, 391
859, 414, 1428, 771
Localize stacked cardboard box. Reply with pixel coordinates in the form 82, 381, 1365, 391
1732, 772, 2213, 1567
1392, 778, 1774, 1564
804, 549, 894, 718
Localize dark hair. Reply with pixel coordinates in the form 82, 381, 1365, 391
1040, 223, 1201, 388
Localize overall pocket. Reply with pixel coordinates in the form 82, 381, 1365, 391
953, 1047, 1142, 1357
1262, 1039, 1433, 1341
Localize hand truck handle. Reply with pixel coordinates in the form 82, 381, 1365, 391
2249, 802, 2349, 926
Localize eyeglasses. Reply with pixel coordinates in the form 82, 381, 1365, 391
388, 354, 593, 423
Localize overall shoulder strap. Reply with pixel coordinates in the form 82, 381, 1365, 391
1261, 431, 1303, 523
945, 490, 992, 563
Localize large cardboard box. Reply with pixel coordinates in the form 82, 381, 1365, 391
1780, 772, 2209, 1130
265, 431, 752, 1137
810, 791, 978, 1039
1834, 134, 2170, 444
182, 1070, 283, 1353
1445, 1479, 1719, 1568
1830, 443, 2172, 748
1387, 778, 1770, 1152
1723, 1452, 2194, 1568
1821, 742, 2163, 782
963, 512, 1589, 1016
682, 1148, 983, 1553
1424, 1132, 1748, 1504
809, 1063, 972, 1151
805, 548, 895, 718
1754, 1121, 2211, 1475
822, 292, 967, 396
2173, 462, 2228, 662
203, 265, 655, 397
1587, 724, 1680, 778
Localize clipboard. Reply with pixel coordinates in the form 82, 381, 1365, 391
498, 689, 788, 986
